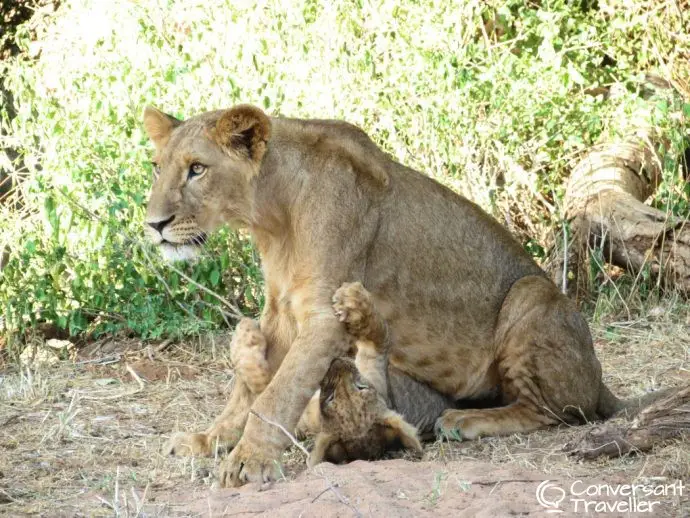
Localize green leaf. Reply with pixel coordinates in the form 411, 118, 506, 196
683, 103, 690, 118
656, 99, 669, 115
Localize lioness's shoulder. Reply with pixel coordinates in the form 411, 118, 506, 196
271, 117, 392, 187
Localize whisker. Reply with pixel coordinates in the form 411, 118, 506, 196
188, 233, 208, 246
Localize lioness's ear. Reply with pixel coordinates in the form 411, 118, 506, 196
215, 105, 271, 164
382, 411, 423, 455
143, 106, 182, 150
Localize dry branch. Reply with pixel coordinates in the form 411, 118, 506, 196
249, 410, 363, 517
566, 385, 690, 459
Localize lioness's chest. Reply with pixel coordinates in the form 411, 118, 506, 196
262, 273, 323, 341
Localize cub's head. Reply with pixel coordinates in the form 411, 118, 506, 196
142, 104, 271, 261
319, 357, 381, 438
309, 358, 422, 466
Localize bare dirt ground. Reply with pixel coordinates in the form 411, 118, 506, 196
1, 306, 688, 517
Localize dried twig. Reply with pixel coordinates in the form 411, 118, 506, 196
249, 410, 309, 456
126, 363, 146, 389
75, 355, 121, 366
0, 488, 22, 504
69, 388, 142, 401
249, 410, 363, 517
155, 339, 173, 353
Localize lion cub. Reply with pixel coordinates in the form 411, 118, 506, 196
307, 356, 422, 466
308, 282, 443, 466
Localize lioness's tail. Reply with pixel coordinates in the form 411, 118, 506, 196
597, 383, 673, 420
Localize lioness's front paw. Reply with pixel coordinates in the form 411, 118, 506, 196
232, 318, 262, 340
332, 282, 375, 338
218, 437, 282, 487
162, 432, 213, 456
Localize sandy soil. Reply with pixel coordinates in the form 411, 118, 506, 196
151, 458, 686, 517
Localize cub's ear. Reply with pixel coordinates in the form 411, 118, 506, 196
307, 432, 347, 468
143, 106, 182, 150
381, 411, 423, 456
215, 104, 271, 164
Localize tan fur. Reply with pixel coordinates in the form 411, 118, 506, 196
229, 319, 271, 395
333, 282, 389, 398
143, 107, 181, 150
144, 104, 631, 487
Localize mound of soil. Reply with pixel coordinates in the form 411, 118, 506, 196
154, 458, 675, 517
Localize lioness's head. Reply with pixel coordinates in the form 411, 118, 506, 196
142, 105, 271, 261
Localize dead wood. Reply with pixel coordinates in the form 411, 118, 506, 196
560, 100, 690, 295
566, 385, 690, 460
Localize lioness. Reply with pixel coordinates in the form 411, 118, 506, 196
144, 104, 639, 487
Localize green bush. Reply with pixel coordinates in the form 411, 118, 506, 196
0, 0, 687, 346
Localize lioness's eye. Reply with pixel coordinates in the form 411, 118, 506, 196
354, 380, 369, 391
188, 162, 206, 180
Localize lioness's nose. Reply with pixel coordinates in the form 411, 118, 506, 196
147, 215, 175, 233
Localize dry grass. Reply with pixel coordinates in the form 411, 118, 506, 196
0, 336, 236, 516
0, 308, 688, 516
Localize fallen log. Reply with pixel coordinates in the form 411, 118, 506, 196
561, 94, 690, 295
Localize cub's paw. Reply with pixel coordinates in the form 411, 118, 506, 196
230, 318, 271, 394
332, 282, 377, 339
162, 432, 213, 456
218, 437, 282, 487
295, 391, 321, 439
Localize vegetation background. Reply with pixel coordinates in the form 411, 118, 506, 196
1, 0, 688, 352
